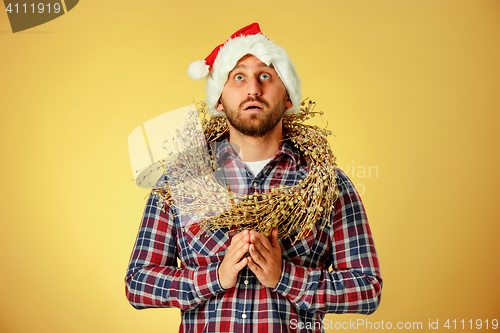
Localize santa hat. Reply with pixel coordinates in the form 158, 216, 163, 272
187, 23, 302, 117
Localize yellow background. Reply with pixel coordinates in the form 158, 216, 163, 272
1, 0, 499, 332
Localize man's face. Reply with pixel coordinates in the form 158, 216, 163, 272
216, 55, 293, 138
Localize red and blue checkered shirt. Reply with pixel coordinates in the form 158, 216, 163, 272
125, 139, 382, 332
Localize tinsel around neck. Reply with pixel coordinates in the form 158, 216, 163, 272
152, 100, 339, 243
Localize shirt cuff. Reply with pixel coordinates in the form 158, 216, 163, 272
193, 262, 225, 300
273, 260, 308, 303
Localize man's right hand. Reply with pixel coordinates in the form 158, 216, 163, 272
218, 229, 251, 290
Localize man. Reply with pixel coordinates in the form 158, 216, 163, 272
125, 23, 382, 332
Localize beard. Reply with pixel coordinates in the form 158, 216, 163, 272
222, 96, 288, 138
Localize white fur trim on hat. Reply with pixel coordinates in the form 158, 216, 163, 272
205, 34, 302, 117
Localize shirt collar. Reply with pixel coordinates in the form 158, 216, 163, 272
210, 137, 300, 166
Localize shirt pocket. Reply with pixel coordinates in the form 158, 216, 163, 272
184, 223, 232, 258
280, 226, 317, 259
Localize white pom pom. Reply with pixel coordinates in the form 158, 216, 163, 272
187, 60, 209, 81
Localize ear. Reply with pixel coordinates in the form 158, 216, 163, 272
285, 94, 293, 110
216, 100, 224, 112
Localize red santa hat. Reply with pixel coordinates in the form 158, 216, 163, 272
187, 23, 302, 117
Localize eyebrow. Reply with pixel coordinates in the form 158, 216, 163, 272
231, 61, 270, 71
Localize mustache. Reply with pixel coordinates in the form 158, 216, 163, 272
239, 96, 269, 109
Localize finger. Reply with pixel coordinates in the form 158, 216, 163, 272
250, 230, 272, 252
231, 229, 249, 245
227, 242, 250, 264
270, 228, 280, 247
234, 233, 250, 250
247, 255, 261, 273
249, 243, 266, 266
249, 240, 267, 262
226, 231, 250, 257
233, 256, 249, 271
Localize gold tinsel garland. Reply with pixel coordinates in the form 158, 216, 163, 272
152, 100, 339, 243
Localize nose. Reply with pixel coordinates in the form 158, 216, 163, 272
246, 76, 262, 96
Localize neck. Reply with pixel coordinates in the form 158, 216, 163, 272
228, 121, 283, 162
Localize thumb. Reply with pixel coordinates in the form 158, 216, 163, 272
270, 228, 280, 247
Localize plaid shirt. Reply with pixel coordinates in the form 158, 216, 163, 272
125, 139, 382, 332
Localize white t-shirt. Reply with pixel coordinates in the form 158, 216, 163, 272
243, 158, 273, 177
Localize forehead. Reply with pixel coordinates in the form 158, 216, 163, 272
230, 54, 274, 72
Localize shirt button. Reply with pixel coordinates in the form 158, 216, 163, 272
252, 182, 258, 187
242, 313, 247, 319
244, 279, 249, 285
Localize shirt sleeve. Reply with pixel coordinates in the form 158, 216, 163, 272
273, 169, 383, 315
124, 193, 225, 310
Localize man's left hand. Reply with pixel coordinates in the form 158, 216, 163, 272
247, 228, 282, 289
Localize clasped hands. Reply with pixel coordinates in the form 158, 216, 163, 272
218, 228, 282, 290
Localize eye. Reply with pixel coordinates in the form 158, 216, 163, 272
235, 74, 245, 81
260, 73, 271, 80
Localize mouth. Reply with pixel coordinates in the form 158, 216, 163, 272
243, 103, 264, 111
